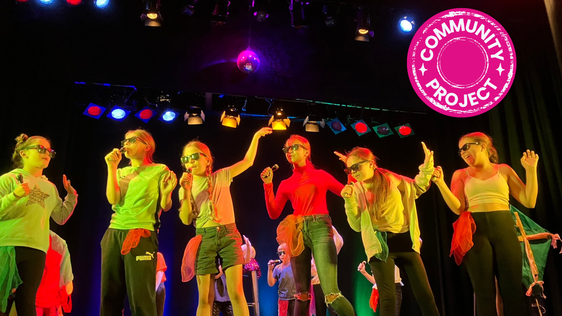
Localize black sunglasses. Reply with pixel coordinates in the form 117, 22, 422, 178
181, 152, 208, 164
121, 136, 147, 147
458, 142, 479, 156
25, 145, 56, 158
282, 144, 308, 154
277, 251, 285, 256
344, 160, 370, 174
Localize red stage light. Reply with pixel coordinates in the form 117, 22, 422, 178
16, 0, 29, 2
139, 109, 154, 120
87, 106, 102, 116
67, 0, 82, 5
398, 125, 412, 136
355, 122, 368, 134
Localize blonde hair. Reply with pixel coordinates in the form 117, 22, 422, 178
127, 129, 156, 163
182, 140, 218, 221
460, 132, 498, 163
346, 147, 392, 214
11, 134, 50, 168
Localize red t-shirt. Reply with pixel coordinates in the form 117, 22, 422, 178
264, 164, 344, 219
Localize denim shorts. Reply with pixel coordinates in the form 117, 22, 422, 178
195, 223, 244, 275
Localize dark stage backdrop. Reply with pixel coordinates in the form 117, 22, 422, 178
1, 0, 562, 315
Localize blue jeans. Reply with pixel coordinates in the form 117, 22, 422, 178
288, 215, 355, 316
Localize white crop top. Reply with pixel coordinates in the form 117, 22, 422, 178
464, 170, 510, 207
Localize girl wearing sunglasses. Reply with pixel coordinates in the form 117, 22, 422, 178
340, 143, 440, 316
431, 132, 538, 316
0, 134, 77, 316
267, 243, 296, 316
101, 129, 177, 316
260, 135, 355, 316
178, 127, 272, 316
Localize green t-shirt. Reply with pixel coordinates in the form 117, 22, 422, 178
0, 169, 77, 253
109, 164, 169, 231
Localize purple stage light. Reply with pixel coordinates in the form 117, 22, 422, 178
237, 50, 260, 74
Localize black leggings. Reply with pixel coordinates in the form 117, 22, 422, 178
369, 232, 439, 316
3, 247, 47, 316
464, 211, 528, 316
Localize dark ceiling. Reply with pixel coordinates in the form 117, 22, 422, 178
1, 0, 555, 114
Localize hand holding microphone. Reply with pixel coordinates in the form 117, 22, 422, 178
180, 169, 193, 191
268, 259, 281, 269
260, 164, 279, 184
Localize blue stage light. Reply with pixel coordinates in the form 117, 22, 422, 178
159, 110, 179, 123
95, 0, 109, 8
399, 17, 414, 33
38, 0, 54, 4
107, 106, 130, 121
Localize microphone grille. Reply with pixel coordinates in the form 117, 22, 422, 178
271, 164, 279, 172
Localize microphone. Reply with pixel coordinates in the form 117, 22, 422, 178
271, 164, 279, 172
186, 169, 192, 174
120, 147, 126, 154
272, 259, 281, 264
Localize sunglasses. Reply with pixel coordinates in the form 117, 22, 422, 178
458, 142, 479, 156
25, 145, 56, 158
277, 251, 285, 256
282, 144, 308, 154
181, 152, 208, 164
120, 136, 147, 147
344, 160, 370, 174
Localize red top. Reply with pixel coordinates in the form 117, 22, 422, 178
36, 236, 62, 308
157, 252, 167, 283
263, 163, 344, 219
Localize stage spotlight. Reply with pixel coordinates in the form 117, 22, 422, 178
399, 16, 414, 33
66, 0, 82, 5
221, 105, 241, 128
184, 106, 205, 125
327, 118, 346, 135
141, 0, 162, 27
211, 0, 230, 25
253, 0, 268, 22
268, 107, 290, 131
290, 0, 307, 29
38, 0, 54, 4
373, 123, 394, 138
352, 120, 372, 136
94, 0, 109, 8
134, 106, 157, 123
16, 0, 29, 3
355, 7, 372, 42
322, 4, 338, 27
83, 103, 106, 119
107, 106, 130, 121
160, 109, 180, 123
303, 116, 325, 133
394, 123, 415, 138
181, 0, 198, 16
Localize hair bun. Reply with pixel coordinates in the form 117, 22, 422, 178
15, 134, 29, 144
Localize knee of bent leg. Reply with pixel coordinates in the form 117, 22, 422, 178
294, 292, 312, 301
325, 292, 343, 305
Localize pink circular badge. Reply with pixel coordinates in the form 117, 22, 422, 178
407, 8, 516, 117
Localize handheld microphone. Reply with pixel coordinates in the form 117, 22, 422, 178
358, 261, 367, 271
272, 259, 281, 264
271, 164, 279, 172
120, 147, 126, 154
186, 169, 192, 174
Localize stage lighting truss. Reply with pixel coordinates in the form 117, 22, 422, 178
268, 107, 290, 131
303, 115, 325, 133
395, 123, 414, 138
221, 105, 241, 128
184, 106, 205, 125
141, 0, 162, 27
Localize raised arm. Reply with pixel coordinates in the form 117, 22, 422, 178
105, 148, 122, 205
159, 169, 177, 212
412, 142, 434, 195
267, 262, 278, 287
504, 150, 539, 208
51, 175, 78, 225
227, 127, 272, 178
432, 167, 466, 215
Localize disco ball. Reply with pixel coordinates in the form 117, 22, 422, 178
237, 50, 260, 74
